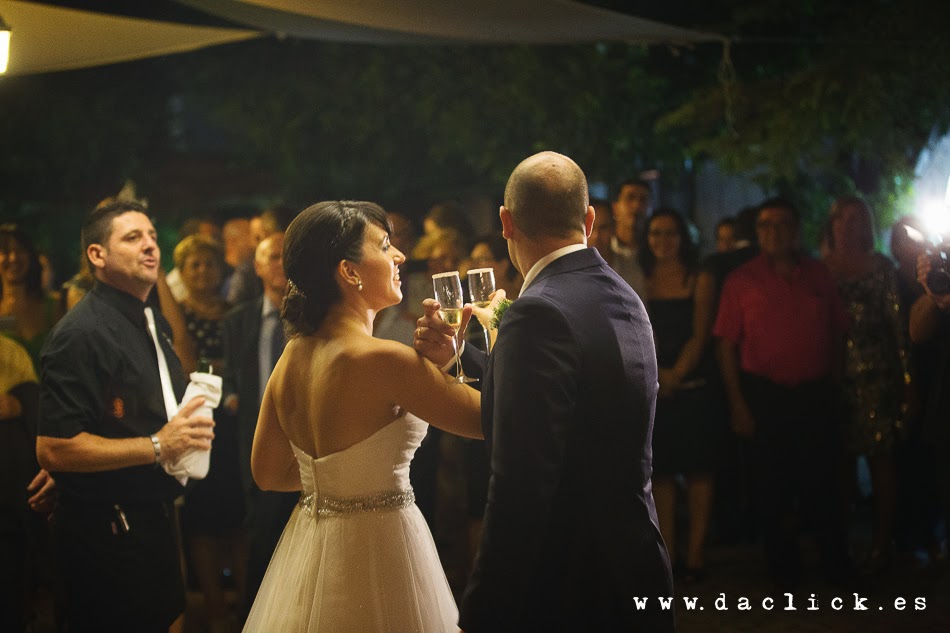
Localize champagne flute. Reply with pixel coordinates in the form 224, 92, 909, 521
432, 271, 477, 384
467, 267, 495, 351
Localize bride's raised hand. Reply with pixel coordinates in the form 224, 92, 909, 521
414, 298, 473, 366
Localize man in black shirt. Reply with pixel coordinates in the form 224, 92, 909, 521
37, 199, 215, 633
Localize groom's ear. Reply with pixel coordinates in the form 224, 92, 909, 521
500, 206, 515, 239
584, 205, 596, 240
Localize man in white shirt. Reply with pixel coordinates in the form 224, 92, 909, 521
609, 178, 652, 297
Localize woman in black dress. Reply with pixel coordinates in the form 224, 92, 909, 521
640, 208, 722, 581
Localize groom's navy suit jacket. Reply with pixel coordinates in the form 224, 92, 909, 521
458, 247, 674, 633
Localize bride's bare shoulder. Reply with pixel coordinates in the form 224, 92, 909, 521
352, 337, 420, 365
280, 334, 428, 381
337, 337, 435, 380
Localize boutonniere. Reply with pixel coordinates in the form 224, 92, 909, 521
489, 298, 513, 330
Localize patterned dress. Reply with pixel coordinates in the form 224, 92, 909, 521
183, 306, 225, 369
181, 304, 244, 535
836, 256, 909, 456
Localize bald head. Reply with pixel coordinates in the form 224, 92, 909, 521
255, 232, 286, 297
504, 151, 589, 239
222, 218, 253, 266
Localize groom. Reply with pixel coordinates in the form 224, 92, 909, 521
415, 151, 673, 631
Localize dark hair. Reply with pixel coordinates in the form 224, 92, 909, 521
638, 207, 698, 277
716, 217, 736, 232
734, 206, 759, 244
281, 201, 390, 337
889, 214, 927, 262
757, 197, 800, 226
259, 204, 297, 235
425, 200, 472, 236
612, 178, 651, 202
590, 197, 614, 227
472, 232, 517, 281
827, 195, 875, 252
81, 198, 149, 257
0, 225, 44, 301
179, 216, 218, 239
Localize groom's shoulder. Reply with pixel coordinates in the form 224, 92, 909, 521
505, 292, 564, 319
517, 274, 611, 326
537, 258, 636, 300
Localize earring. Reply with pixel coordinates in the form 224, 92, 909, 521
357, 280, 363, 291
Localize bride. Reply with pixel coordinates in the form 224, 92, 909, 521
243, 201, 483, 632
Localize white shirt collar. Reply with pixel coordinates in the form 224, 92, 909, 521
519, 244, 588, 297
261, 294, 279, 318
610, 235, 637, 257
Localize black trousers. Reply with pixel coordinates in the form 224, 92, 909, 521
409, 426, 442, 530
0, 507, 28, 632
242, 489, 297, 618
741, 373, 852, 589
53, 498, 184, 633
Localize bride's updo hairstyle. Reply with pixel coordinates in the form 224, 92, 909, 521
282, 200, 391, 336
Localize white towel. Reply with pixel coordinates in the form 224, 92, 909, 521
162, 372, 223, 484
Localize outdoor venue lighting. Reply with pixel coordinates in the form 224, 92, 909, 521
918, 174, 950, 240
0, 12, 10, 74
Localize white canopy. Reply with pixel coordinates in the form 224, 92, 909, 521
181, 0, 720, 45
0, 0, 259, 75
0, 0, 720, 76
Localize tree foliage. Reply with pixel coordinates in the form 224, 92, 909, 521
175, 38, 685, 207
1, 36, 692, 276
3, 0, 948, 276
655, 0, 950, 232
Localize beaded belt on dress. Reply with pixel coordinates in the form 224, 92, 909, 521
298, 488, 415, 517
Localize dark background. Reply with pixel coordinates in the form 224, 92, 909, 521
1, 0, 949, 279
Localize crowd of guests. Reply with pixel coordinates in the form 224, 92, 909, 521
1, 180, 949, 631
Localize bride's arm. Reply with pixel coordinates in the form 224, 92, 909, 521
251, 383, 302, 492
371, 342, 482, 440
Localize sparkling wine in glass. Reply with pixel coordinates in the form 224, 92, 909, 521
432, 271, 477, 384
467, 268, 495, 351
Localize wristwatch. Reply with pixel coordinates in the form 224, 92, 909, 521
150, 434, 162, 465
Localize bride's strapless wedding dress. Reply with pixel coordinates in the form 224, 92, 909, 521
243, 413, 458, 632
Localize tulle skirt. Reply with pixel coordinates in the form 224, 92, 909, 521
243, 502, 458, 632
